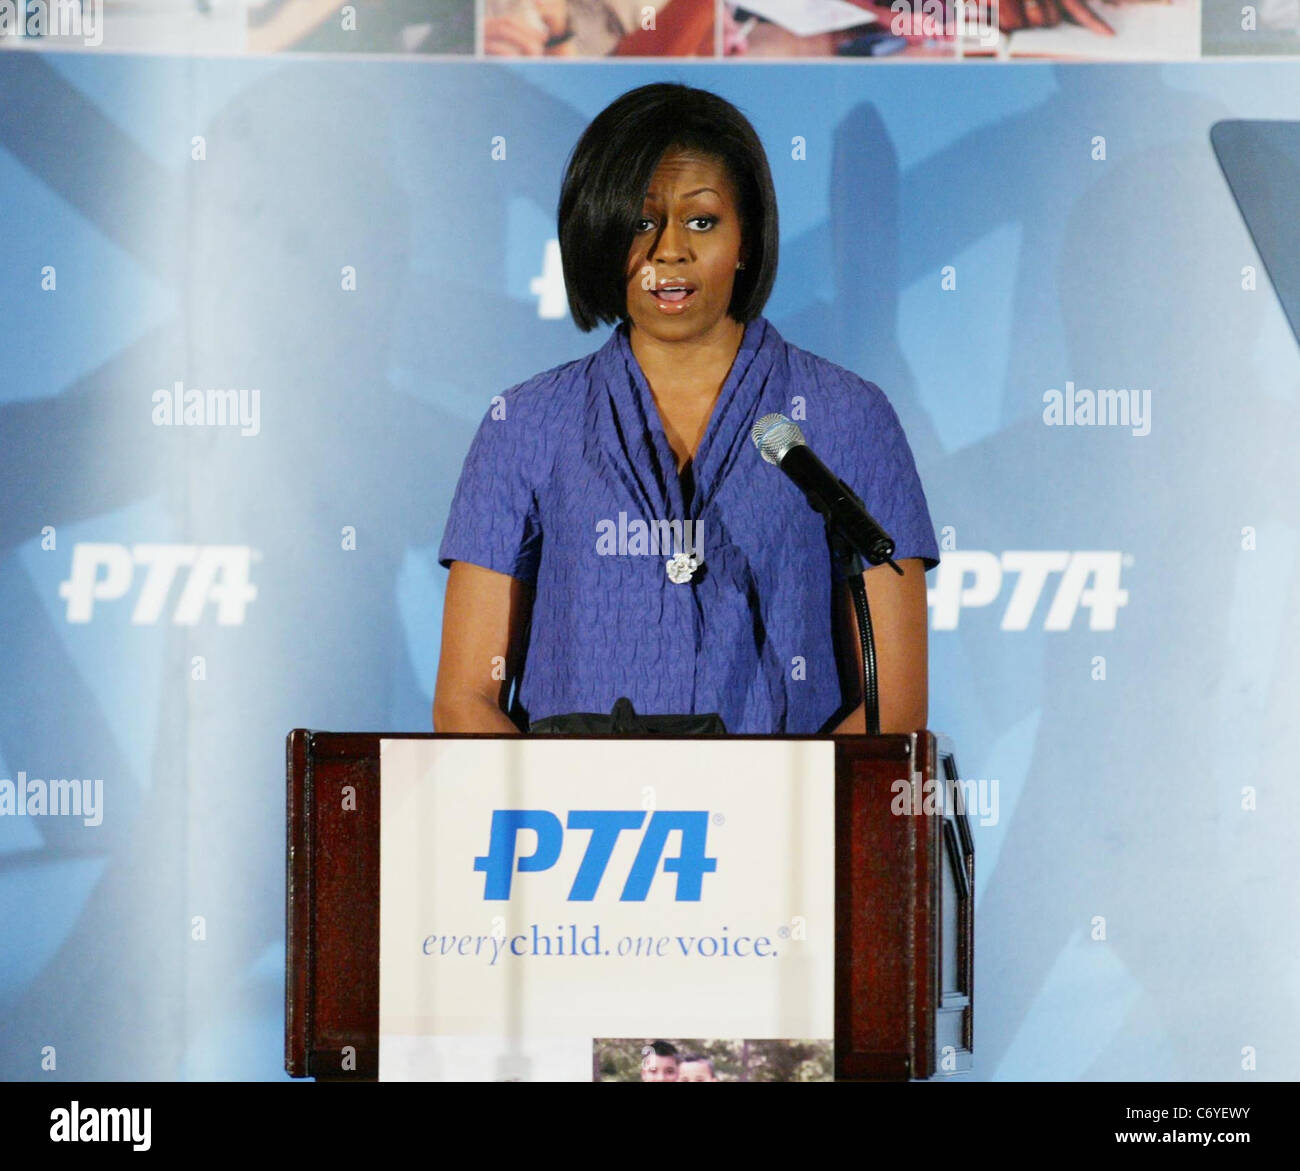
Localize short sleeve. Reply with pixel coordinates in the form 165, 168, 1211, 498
847, 382, 941, 573
437, 402, 543, 584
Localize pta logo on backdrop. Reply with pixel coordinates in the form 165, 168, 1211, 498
475, 810, 717, 902
928, 551, 1129, 631
59, 543, 258, 625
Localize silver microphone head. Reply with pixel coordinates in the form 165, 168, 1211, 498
751, 413, 807, 465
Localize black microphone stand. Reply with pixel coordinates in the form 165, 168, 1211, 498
826, 523, 881, 735
819, 481, 901, 736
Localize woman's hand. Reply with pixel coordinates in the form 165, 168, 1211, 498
433, 562, 533, 733
831, 557, 930, 735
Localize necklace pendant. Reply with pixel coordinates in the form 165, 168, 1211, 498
666, 552, 700, 584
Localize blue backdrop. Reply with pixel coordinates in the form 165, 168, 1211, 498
2, 53, 1298, 1080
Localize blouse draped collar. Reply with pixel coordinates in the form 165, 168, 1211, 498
593, 316, 779, 524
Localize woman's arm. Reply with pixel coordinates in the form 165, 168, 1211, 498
433, 562, 534, 734
831, 557, 929, 735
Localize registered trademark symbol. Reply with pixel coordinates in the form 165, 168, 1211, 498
777, 926, 791, 940
711, 813, 725, 826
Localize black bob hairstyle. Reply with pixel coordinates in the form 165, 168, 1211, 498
558, 83, 779, 333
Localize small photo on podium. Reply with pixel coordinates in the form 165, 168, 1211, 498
595, 1038, 834, 1083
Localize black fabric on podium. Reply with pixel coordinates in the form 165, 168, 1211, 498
528, 696, 726, 735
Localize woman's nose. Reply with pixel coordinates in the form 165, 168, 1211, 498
653, 219, 692, 262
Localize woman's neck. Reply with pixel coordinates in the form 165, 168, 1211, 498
628, 316, 746, 400
628, 317, 747, 473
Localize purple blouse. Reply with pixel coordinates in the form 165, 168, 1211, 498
438, 315, 940, 734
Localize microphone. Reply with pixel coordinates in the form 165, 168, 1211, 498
750, 413, 902, 575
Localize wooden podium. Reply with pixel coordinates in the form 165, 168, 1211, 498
285, 731, 973, 1081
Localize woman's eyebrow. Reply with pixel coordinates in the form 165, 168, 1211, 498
642, 186, 722, 203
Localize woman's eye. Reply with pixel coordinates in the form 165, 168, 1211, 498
634, 215, 716, 232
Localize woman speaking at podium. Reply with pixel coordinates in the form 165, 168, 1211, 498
434, 83, 939, 736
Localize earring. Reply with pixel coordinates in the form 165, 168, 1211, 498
736, 261, 745, 270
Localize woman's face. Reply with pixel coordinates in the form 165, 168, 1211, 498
624, 149, 746, 344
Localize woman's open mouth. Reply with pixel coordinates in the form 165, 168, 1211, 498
651, 281, 697, 312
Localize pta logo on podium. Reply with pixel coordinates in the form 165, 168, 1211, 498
474, 810, 717, 902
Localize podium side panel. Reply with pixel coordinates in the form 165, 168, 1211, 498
911, 732, 941, 1080
306, 733, 383, 1079
835, 734, 919, 1081
285, 729, 311, 1077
